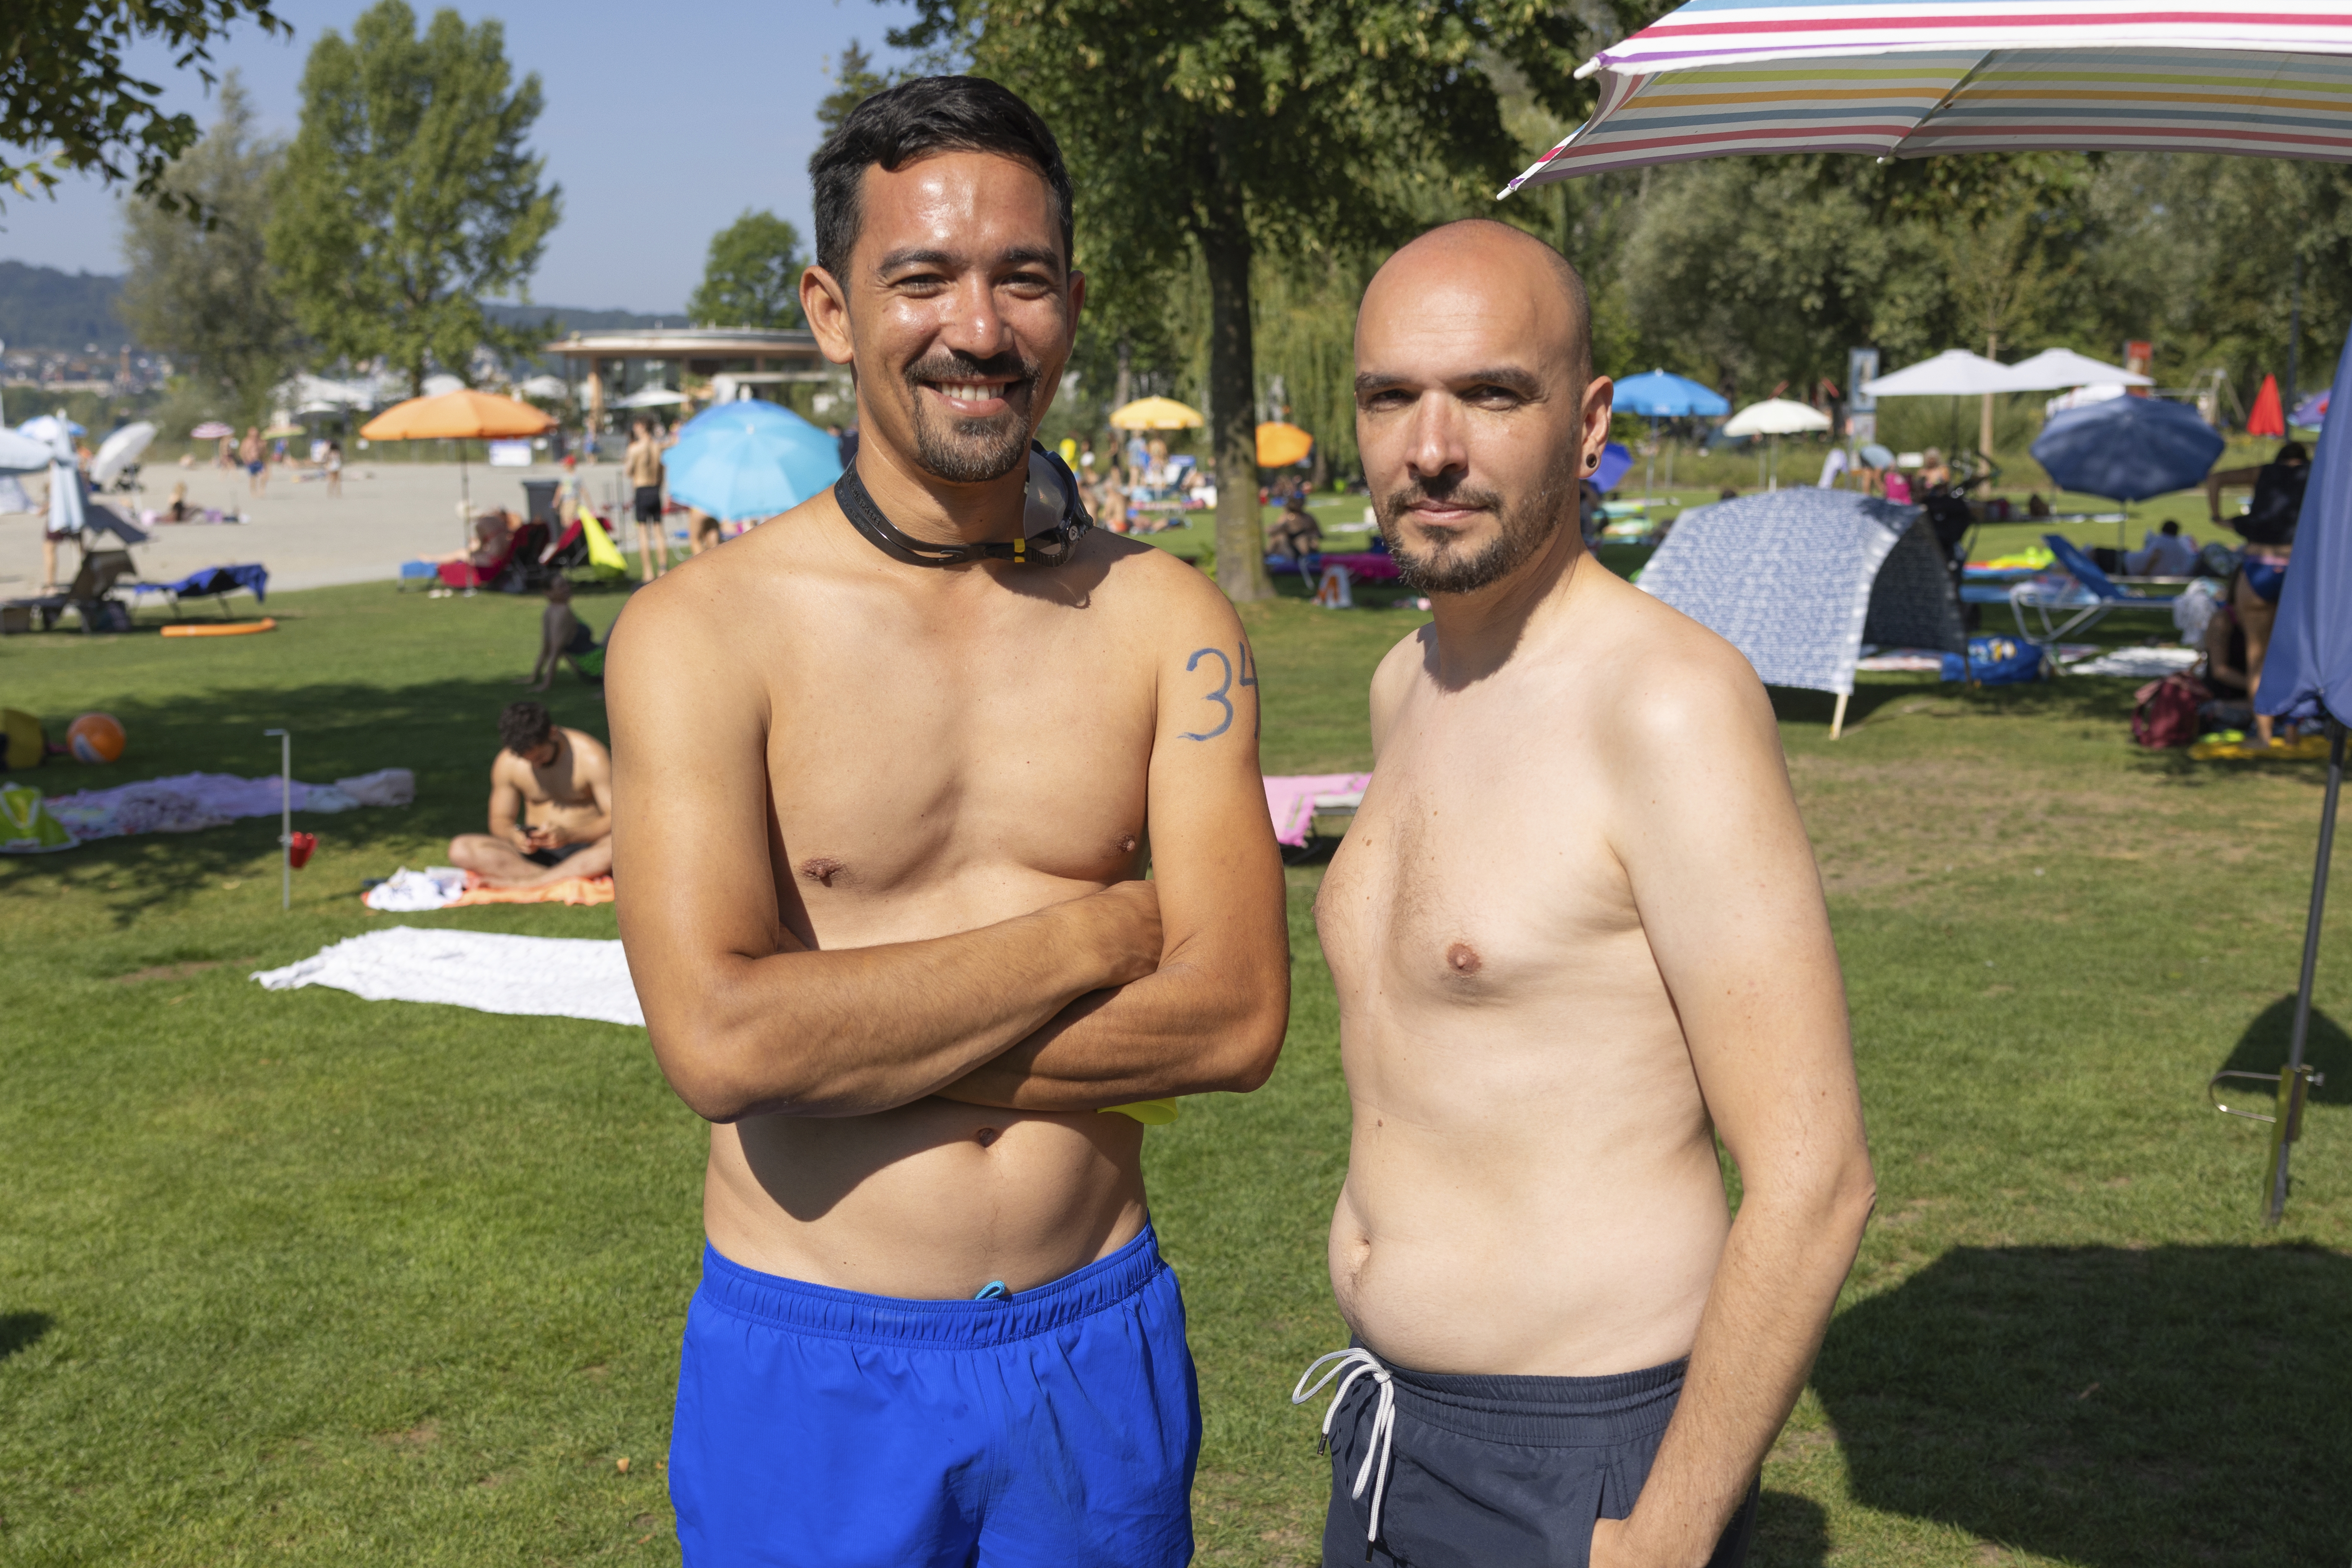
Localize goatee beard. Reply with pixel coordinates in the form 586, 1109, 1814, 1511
1376, 460, 1575, 594
903, 349, 1039, 484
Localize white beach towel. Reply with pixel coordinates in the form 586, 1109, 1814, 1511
253, 926, 643, 1027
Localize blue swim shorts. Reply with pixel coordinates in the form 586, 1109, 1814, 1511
670, 1223, 1200, 1568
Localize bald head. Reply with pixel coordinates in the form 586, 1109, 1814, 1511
1352, 219, 1614, 596
1360, 219, 1592, 391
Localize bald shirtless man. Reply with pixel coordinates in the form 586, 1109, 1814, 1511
605, 78, 1288, 1568
446, 701, 613, 888
1296, 221, 1875, 1568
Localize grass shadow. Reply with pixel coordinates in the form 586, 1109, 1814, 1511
1751, 1491, 1828, 1568
1814, 1245, 2352, 1568
0, 1311, 53, 1361
2218, 995, 2352, 1103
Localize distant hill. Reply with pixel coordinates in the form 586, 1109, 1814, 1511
0, 261, 128, 351
0, 260, 673, 351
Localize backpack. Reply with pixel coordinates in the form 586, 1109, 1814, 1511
2133, 673, 2211, 748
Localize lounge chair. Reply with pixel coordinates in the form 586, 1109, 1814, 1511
2005, 533, 2158, 644
2, 548, 139, 634
134, 564, 269, 619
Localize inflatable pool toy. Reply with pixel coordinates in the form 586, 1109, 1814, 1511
162, 617, 276, 638
67, 712, 125, 764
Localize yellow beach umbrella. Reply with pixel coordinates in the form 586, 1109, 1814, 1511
1255, 421, 1314, 468
1108, 396, 1204, 431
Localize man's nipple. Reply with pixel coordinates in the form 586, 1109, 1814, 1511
1445, 942, 1483, 975
799, 857, 847, 887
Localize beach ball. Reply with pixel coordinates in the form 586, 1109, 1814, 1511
67, 711, 126, 764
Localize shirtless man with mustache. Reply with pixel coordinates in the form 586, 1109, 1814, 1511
1296, 220, 1875, 1568
606, 77, 1288, 1568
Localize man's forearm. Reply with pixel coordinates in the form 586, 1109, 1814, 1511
638, 887, 1158, 1123
1607, 1172, 1872, 1567
935, 940, 1286, 1110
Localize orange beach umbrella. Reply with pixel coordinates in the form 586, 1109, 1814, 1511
362, 390, 556, 583
1255, 421, 1314, 468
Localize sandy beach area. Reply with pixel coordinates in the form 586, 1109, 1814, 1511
0, 458, 639, 597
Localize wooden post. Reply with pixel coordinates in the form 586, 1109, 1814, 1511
1830, 691, 1849, 741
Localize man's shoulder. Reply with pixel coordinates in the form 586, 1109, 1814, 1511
562, 727, 612, 764
1086, 534, 1240, 633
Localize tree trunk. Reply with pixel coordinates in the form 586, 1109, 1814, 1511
1201, 181, 1272, 604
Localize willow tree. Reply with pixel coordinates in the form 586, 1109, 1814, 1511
268, 0, 558, 396
899, 0, 1618, 602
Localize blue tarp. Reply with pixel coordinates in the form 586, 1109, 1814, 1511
2257, 323, 2352, 722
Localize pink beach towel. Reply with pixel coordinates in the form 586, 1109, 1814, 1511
1263, 773, 1371, 848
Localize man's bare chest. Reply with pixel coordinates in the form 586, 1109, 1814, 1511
761, 623, 1158, 896
1317, 709, 1640, 1004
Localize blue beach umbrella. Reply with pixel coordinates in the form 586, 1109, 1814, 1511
1611, 369, 1730, 418
2030, 395, 2225, 552
2243, 320, 2352, 1221
2030, 396, 2225, 503
1611, 370, 1729, 505
665, 400, 843, 523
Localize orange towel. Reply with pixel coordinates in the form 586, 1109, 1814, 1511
446, 875, 614, 907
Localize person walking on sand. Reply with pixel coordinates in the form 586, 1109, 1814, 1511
1297, 219, 1874, 1568
239, 427, 265, 495
324, 439, 343, 498
624, 418, 669, 581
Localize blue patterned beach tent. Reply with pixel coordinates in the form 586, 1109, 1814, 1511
1636, 489, 1965, 737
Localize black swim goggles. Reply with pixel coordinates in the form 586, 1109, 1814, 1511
835, 441, 1094, 568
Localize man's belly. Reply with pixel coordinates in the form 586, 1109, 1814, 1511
1328, 1078, 1731, 1378
704, 1097, 1148, 1299
526, 801, 606, 840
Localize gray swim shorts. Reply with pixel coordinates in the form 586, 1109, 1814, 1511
1299, 1346, 1757, 1568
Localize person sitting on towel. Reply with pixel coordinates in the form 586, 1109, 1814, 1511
446, 701, 613, 888
2126, 519, 2199, 576
522, 577, 603, 692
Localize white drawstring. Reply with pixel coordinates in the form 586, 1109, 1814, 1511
1293, 1347, 1398, 1545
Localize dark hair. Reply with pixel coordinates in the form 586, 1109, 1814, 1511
809, 76, 1074, 279
2160, 519, 2180, 535
499, 701, 555, 755
2280, 441, 2309, 465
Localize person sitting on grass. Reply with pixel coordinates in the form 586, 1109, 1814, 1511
1266, 490, 1323, 564
522, 577, 603, 692
446, 701, 613, 888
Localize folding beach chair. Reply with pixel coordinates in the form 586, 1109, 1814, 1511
2008, 533, 2153, 643
3, 548, 138, 633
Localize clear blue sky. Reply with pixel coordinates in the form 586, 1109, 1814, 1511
0, 0, 926, 313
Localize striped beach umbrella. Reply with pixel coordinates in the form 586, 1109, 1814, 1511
1504, 2, 2352, 192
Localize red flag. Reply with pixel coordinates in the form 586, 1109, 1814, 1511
2249, 373, 2287, 438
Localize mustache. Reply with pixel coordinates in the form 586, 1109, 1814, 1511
1378, 475, 1506, 526
902, 349, 1040, 406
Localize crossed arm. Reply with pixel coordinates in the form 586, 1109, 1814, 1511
1593, 651, 1877, 1568
606, 577, 1289, 1125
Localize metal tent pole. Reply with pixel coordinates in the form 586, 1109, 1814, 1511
2268, 712, 2344, 1225
265, 728, 291, 911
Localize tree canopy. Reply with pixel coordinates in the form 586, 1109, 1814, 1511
817, 40, 892, 142
902, 0, 1633, 601
688, 210, 806, 330
266, 0, 558, 397
1, 0, 287, 216
117, 73, 300, 422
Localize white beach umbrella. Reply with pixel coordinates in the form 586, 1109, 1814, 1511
2003, 348, 2154, 391
90, 421, 156, 487
1722, 399, 1833, 437
1861, 350, 2019, 398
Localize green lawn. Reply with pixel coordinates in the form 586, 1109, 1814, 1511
3, 573, 2347, 1566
